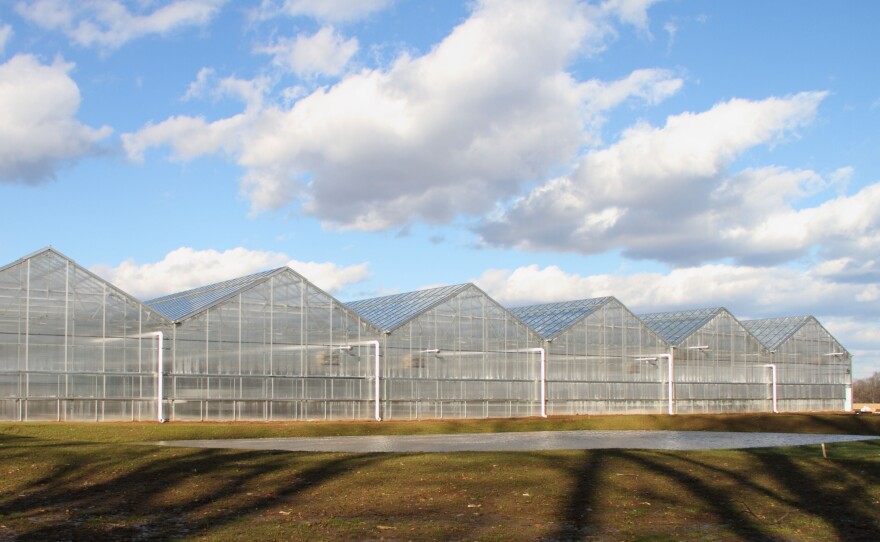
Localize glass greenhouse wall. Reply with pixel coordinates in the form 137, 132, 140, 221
147, 268, 382, 421
510, 298, 670, 415
347, 284, 545, 420
743, 316, 851, 412
0, 249, 169, 421
0, 248, 857, 422
639, 308, 774, 414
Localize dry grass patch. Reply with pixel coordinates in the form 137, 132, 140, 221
1, 414, 878, 541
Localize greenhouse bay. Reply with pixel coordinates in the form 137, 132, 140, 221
0, 248, 853, 422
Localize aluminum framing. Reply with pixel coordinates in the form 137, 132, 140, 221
0, 247, 855, 422
511, 297, 671, 415
147, 268, 383, 422
0, 248, 169, 421
348, 284, 545, 420
639, 308, 776, 414
743, 316, 852, 412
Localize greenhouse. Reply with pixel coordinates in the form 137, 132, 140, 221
0, 248, 169, 421
509, 297, 670, 415
346, 284, 545, 420
145, 268, 382, 422
742, 316, 852, 412
0, 247, 855, 422
638, 308, 775, 414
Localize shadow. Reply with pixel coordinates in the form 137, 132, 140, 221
548, 450, 607, 541
748, 447, 880, 540
0, 442, 383, 541
800, 413, 880, 436
606, 450, 773, 541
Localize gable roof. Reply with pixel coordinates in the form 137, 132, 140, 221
741, 315, 811, 350
638, 307, 726, 346
741, 315, 848, 354
145, 268, 285, 321
508, 297, 615, 339
345, 283, 471, 332
1, 246, 171, 323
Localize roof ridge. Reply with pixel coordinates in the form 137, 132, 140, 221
146, 267, 286, 304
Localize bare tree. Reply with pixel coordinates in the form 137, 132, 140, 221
853, 371, 880, 403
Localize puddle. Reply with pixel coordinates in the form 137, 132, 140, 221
151, 430, 878, 453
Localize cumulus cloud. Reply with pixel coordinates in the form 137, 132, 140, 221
475, 263, 875, 317
0, 23, 12, 55
602, 0, 656, 30
580, 68, 683, 144
15, 0, 226, 49
256, 0, 394, 23
91, 246, 370, 300
257, 26, 358, 77
0, 54, 111, 183
124, 0, 674, 230
478, 92, 829, 265
124, 71, 271, 162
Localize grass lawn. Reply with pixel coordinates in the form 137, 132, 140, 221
1, 413, 878, 541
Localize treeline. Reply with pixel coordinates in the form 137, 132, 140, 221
853, 371, 880, 403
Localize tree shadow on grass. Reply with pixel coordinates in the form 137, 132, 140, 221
542, 449, 791, 541
543, 441, 880, 542
746, 446, 880, 540
548, 450, 608, 541
0, 442, 383, 541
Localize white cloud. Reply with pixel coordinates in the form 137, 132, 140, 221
15, 0, 227, 49
288, 259, 371, 293
580, 68, 683, 144
474, 262, 868, 316
258, 26, 358, 77
0, 54, 111, 183
0, 23, 13, 55
257, 0, 394, 23
478, 92, 829, 265
719, 181, 880, 268
122, 114, 246, 162
124, 0, 676, 230
91, 246, 370, 300
663, 20, 677, 51
183, 67, 275, 107
123, 71, 271, 162
602, 0, 656, 30
474, 262, 880, 377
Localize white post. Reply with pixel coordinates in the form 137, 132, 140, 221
534, 347, 547, 418
764, 363, 778, 413
658, 352, 674, 415
374, 341, 381, 421
151, 332, 165, 422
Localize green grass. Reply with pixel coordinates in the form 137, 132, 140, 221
1, 413, 879, 541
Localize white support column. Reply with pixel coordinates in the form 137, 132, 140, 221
764, 363, 778, 413
659, 352, 674, 415
150, 332, 165, 422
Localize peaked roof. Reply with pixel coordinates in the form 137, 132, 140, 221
741, 315, 849, 354
508, 297, 615, 339
638, 307, 726, 346
146, 268, 285, 321
1, 246, 171, 323
741, 316, 812, 350
346, 283, 471, 332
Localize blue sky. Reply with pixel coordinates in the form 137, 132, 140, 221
1, 0, 879, 377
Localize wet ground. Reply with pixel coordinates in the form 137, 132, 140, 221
150, 430, 878, 453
